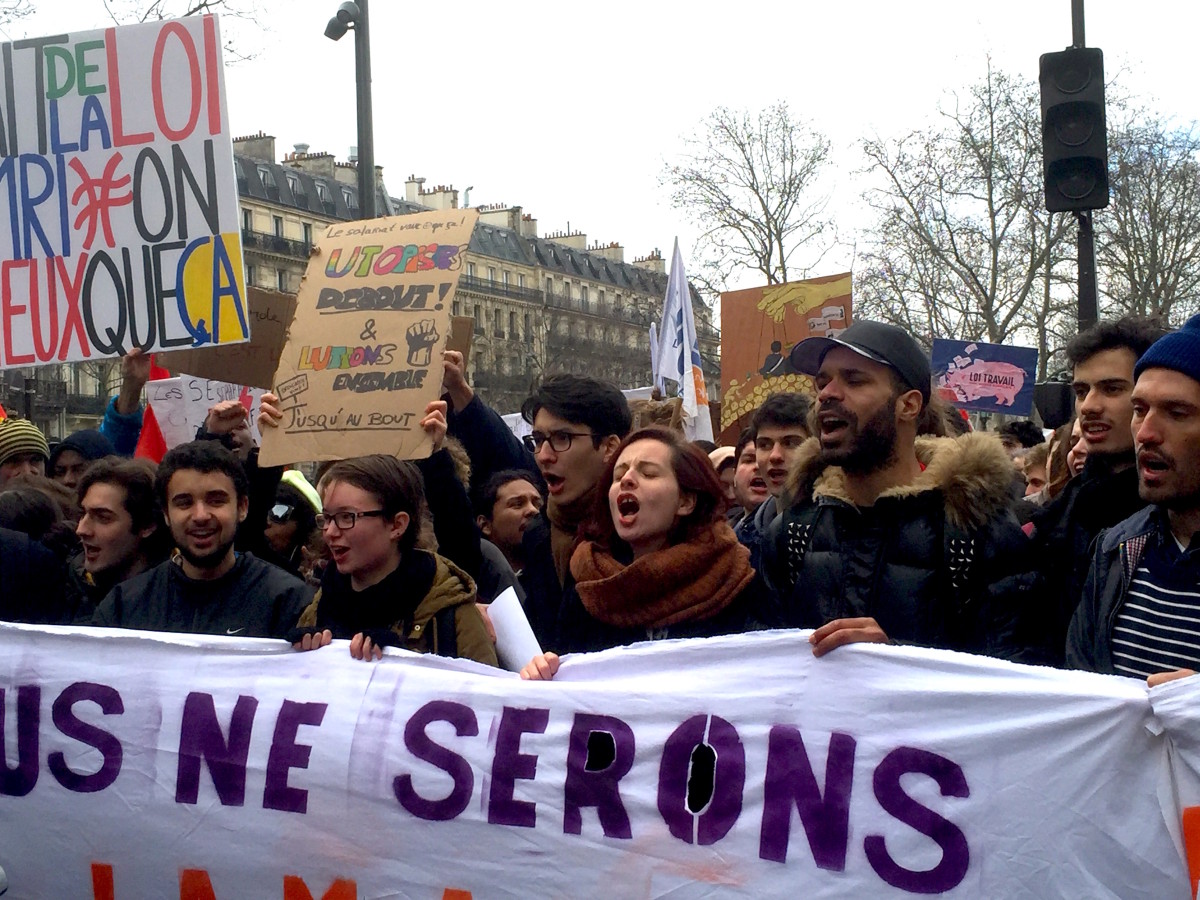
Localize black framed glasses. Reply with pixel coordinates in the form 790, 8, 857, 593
268, 503, 295, 525
316, 509, 386, 530
523, 430, 594, 453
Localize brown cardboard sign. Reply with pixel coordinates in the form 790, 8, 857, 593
446, 316, 475, 358
258, 209, 479, 466
157, 289, 297, 389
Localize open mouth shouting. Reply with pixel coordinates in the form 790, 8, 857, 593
541, 471, 566, 496
1137, 450, 1172, 485
818, 408, 852, 443
615, 492, 640, 526
1080, 419, 1111, 445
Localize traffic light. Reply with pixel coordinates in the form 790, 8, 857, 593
1040, 47, 1108, 212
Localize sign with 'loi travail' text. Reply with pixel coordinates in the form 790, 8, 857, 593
0, 16, 248, 371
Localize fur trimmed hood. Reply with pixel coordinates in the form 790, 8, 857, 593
784, 432, 1017, 532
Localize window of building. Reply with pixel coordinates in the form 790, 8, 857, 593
502, 270, 510, 287
452, 300, 461, 316
562, 281, 571, 299
246, 264, 256, 286
473, 352, 483, 374
285, 172, 306, 203
546, 277, 553, 295
598, 290, 605, 307
494, 308, 503, 334
472, 305, 480, 324
524, 313, 531, 340
342, 186, 357, 211
518, 274, 526, 289
302, 222, 312, 245
580, 285, 589, 308
273, 216, 283, 237
487, 266, 496, 283
242, 208, 252, 232
256, 165, 278, 199
315, 181, 329, 201
467, 262, 476, 278
509, 311, 517, 335
277, 269, 287, 291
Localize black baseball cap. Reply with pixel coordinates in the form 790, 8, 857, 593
789, 320, 931, 405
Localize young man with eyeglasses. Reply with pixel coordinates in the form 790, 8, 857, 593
440, 351, 630, 645
92, 441, 312, 638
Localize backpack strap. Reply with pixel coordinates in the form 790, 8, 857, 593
431, 605, 459, 659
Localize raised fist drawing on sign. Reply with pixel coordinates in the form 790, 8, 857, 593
406, 319, 440, 366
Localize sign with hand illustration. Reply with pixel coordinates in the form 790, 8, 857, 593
258, 209, 478, 465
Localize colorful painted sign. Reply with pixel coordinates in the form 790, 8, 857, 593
931, 339, 1039, 416
258, 209, 478, 465
0, 625, 1191, 897
719, 273, 852, 441
0, 17, 248, 371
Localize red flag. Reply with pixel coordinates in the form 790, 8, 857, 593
133, 354, 173, 464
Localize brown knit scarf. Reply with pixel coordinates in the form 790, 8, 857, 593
545, 484, 598, 586
570, 520, 754, 629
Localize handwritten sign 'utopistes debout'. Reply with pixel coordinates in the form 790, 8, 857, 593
0, 16, 249, 371
259, 209, 477, 465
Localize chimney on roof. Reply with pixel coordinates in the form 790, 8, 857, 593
405, 175, 426, 204
294, 142, 310, 155
348, 146, 358, 164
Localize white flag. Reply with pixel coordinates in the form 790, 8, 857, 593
655, 239, 714, 441
648, 322, 666, 393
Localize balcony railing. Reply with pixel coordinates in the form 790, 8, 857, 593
240, 228, 312, 260
457, 275, 544, 304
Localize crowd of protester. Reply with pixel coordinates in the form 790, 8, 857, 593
1, 311, 1198, 689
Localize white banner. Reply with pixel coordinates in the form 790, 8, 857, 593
0, 626, 1190, 898
146, 374, 264, 449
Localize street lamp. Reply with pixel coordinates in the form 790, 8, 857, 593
324, 0, 375, 219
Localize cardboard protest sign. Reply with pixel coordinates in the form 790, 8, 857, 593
0, 17, 249, 372
0, 625, 1190, 897
446, 314, 474, 357
259, 209, 478, 466
146, 374, 264, 448
932, 338, 1039, 416
157, 288, 295, 388
719, 273, 852, 441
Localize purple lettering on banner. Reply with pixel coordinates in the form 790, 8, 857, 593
48, 681, 124, 793
759, 727, 856, 868
175, 692, 259, 807
487, 706, 550, 828
0, 685, 40, 797
394, 700, 478, 821
657, 714, 745, 846
563, 713, 636, 839
865, 746, 971, 894
263, 700, 328, 814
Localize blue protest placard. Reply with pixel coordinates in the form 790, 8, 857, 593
931, 339, 1039, 416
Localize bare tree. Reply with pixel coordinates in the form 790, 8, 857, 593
855, 64, 1077, 376
1096, 114, 1200, 325
663, 102, 834, 293
0, 0, 32, 26
100, 0, 269, 61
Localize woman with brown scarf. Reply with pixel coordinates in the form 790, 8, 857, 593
521, 427, 771, 680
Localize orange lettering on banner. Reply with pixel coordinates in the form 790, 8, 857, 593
283, 875, 358, 899
442, 891, 473, 900
91, 863, 115, 900
180, 869, 217, 900
1183, 806, 1200, 897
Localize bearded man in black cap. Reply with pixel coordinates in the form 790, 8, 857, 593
763, 320, 1038, 661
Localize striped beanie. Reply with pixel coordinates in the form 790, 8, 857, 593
1135, 313, 1200, 384
0, 418, 49, 466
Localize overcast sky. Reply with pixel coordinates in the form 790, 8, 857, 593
16, 1, 1199, 293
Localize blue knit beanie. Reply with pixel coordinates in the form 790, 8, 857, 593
1134, 313, 1200, 383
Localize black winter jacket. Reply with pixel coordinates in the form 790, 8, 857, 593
1027, 455, 1144, 663
92, 552, 312, 639
763, 434, 1040, 662
1065, 505, 1169, 674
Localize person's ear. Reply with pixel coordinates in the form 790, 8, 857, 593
677, 492, 697, 517
599, 434, 622, 463
237, 494, 250, 524
895, 389, 923, 425
389, 510, 411, 542
476, 514, 492, 537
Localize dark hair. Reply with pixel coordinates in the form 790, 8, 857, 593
750, 392, 811, 434
521, 375, 632, 440
1065, 316, 1167, 368
474, 469, 541, 520
5, 472, 79, 520
734, 426, 756, 460
691, 439, 718, 454
998, 420, 1045, 449
0, 487, 61, 539
321, 455, 427, 555
78, 457, 161, 534
1046, 419, 1076, 500
156, 441, 249, 508
585, 426, 726, 552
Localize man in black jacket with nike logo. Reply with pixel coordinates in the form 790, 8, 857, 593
93, 441, 311, 638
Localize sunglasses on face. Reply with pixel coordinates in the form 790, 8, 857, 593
268, 503, 295, 524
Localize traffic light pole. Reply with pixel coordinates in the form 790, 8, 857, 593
1070, 0, 1099, 329
1076, 210, 1098, 329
